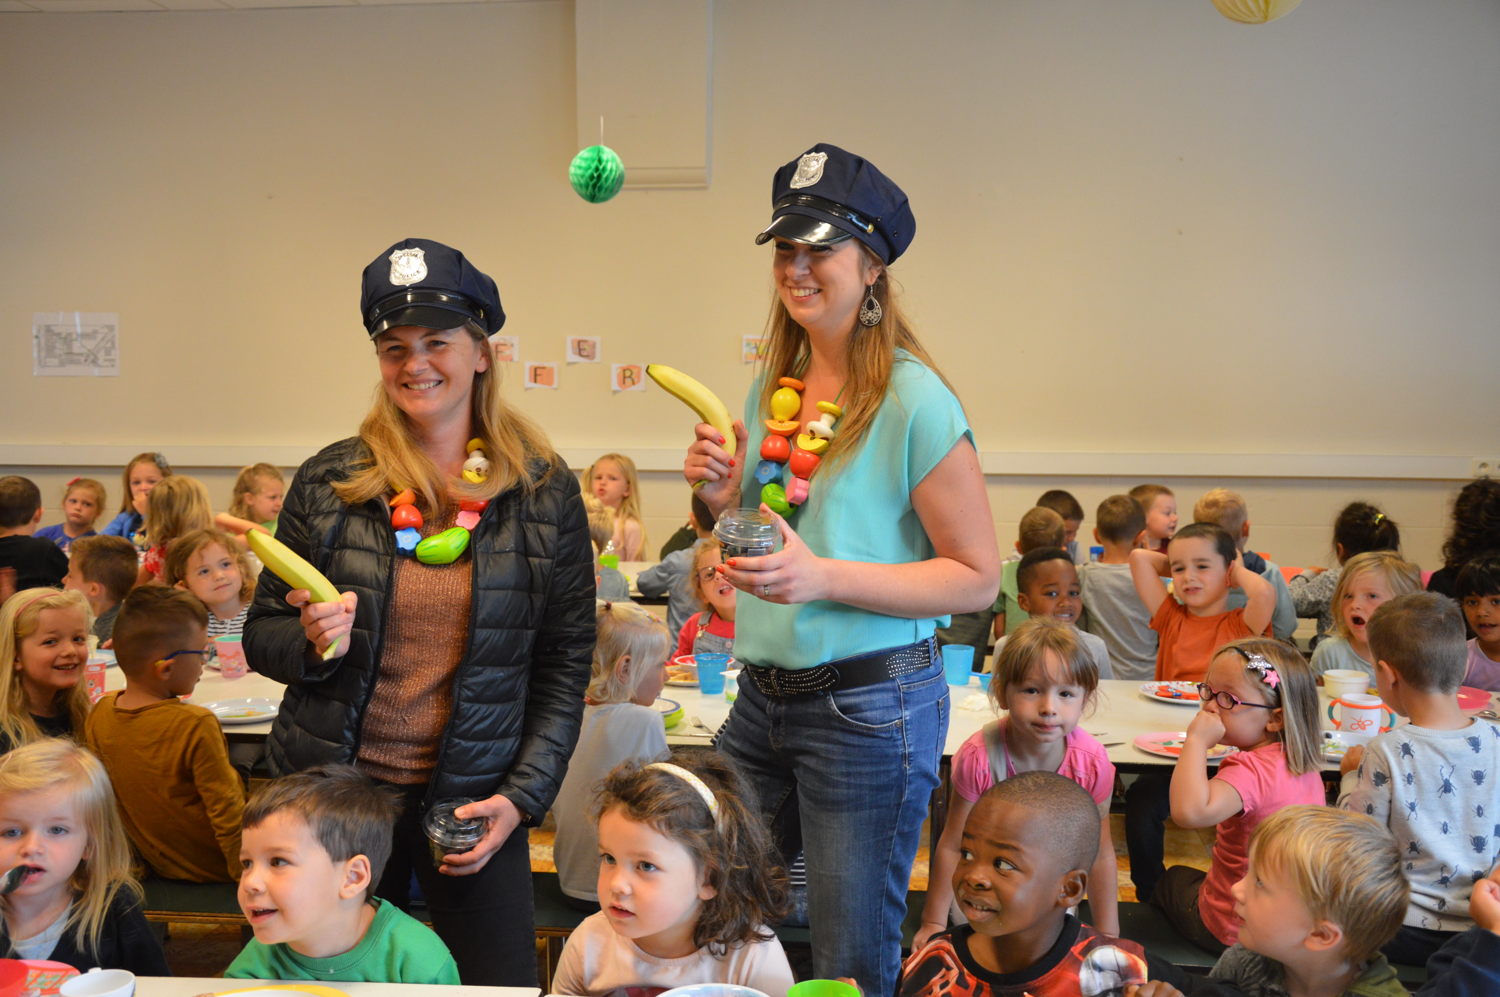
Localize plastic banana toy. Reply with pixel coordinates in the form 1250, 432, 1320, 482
246, 529, 345, 660
646, 364, 737, 459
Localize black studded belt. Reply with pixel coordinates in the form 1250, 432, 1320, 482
741, 637, 937, 698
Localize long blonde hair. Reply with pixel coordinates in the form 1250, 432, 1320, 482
756, 248, 952, 473
143, 475, 213, 547
229, 463, 284, 520
0, 588, 93, 752
0, 740, 140, 956
584, 453, 646, 555
333, 324, 556, 510
1332, 551, 1422, 642
587, 602, 669, 704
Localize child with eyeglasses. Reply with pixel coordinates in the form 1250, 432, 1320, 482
675, 540, 737, 659
83, 586, 244, 882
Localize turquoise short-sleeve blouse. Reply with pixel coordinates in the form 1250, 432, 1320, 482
733, 351, 972, 671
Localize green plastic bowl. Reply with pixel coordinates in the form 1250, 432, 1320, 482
655, 697, 683, 729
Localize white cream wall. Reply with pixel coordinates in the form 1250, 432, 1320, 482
2, 0, 1497, 572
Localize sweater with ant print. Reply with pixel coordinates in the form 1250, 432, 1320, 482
1339, 719, 1500, 932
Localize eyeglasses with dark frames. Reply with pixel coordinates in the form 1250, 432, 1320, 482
1195, 683, 1275, 711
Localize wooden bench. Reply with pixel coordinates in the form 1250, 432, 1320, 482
140, 877, 243, 926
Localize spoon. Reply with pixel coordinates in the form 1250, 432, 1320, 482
0, 864, 28, 896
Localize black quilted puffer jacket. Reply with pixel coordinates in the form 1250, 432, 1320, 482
244, 438, 594, 819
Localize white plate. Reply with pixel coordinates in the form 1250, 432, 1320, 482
1322, 729, 1362, 762
667, 654, 699, 687
205, 697, 279, 725
1138, 681, 1201, 705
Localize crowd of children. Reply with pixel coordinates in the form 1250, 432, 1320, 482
2, 449, 1500, 996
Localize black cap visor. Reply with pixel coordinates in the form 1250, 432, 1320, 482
755, 210, 858, 248
366, 290, 486, 339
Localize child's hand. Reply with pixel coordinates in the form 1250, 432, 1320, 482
1125, 983, 1184, 997
1471, 864, 1500, 935
1186, 708, 1227, 747
1340, 744, 1365, 775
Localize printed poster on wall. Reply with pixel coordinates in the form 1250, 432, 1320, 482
33, 312, 120, 376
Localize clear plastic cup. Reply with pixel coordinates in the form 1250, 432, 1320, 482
713, 508, 777, 561
424, 799, 488, 866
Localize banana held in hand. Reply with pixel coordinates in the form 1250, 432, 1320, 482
246, 529, 345, 660
647, 364, 737, 459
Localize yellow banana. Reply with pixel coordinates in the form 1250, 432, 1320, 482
646, 363, 737, 458
246, 529, 344, 660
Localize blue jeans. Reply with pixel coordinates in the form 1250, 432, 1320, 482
717, 649, 949, 997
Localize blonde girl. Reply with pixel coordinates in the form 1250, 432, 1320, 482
229, 463, 286, 533
100, 452, 171, 547
36, 478, 107, 555
552, 602, 672, 905
1309, 550, 1421, 678
0, 588, 93, 752
552, 749, 793, 996
585, 453, 646, 561
164, 528, 256, 638
674, 539, 736, 659
0, 739, 169, 973
138, 475, 215, 584
917, 618, 1118, 944
1159, 637, 1324, 954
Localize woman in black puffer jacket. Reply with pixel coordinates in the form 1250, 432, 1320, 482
245, 238, 594, 986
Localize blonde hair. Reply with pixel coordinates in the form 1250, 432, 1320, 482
61, 478, 107, 529
116, 452, 171, 514
1213, 638, 1321, 775
0, 588, 93, 750
333, 323, 557, 510
143, 475, 213, 548
585, 454, 647, 556
582, 493, 617, 555
0, 740, 141, 956
1194, 488, 1248, 546
755, 246, 954, 474
229, 463, 284, 520
587, 602, 670, 705
1331, 551, 1422, 642
689, 539, 724, 616
1249, 806, 1407, 965
163, 528, 256, 604
990, 617, 1099, 711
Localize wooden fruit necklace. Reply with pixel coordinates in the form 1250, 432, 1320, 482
751, 376, 843, 516
390, 438, 491, 565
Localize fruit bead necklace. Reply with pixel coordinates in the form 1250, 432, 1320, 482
752, 376, 843, 516
390, 438, 491, 565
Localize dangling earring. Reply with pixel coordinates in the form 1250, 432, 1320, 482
858, 281, 882, 327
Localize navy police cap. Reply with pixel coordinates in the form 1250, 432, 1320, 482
754, 143, 915, 264
360, 238, 505, 338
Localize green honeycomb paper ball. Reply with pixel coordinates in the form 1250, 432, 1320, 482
569, 145, 625, 203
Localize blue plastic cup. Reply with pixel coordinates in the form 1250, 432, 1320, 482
696, 653, 729, 695
941, 644, 975, 686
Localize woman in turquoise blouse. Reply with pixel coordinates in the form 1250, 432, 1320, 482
683, 143, 999, 995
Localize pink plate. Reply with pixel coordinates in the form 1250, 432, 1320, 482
1458, 686, 1491, 712
1134, 731, 1236, 761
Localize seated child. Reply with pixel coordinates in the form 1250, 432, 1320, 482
1201, 806, 1410, 997
992, 548, 1113, 679
584, 495, 632, 602
0, 739, 170, 974
1080, 495, 1157, 681
137, 476, 215, 584
36, 478, 106, 556
1456, 554, 1500, 691
552, 750, 793, 996
938, 506, 1065, 673
1131, 522, 1274, 683
1036, 489, 1085, 563
0, 477, 68, 590
586, 452, 647, 561
84, 586, 244, 882
228, 764, 459, 983
230, 462, 285, 535
1308, 551, 1420, 678
100, 452, 170, 547
1288, 502, 1400, 649
638, 492, 714, 638
1130, 483, 1177, 555
1154, 640, 1324, 954
919, 620, 1119, 945
900, 771, 1188, 997
675, 540, 735, 658
1337, 592, 1500, 967
0, 587, 92, 751
1418, 864, 1500, 996
1193, 489, 1298, 642
553, 602, 671, 904
63, 535, 136, 643
164, 528, 255, 640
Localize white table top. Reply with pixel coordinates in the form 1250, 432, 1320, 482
139, 977, 538, 997
102, 662, 285, 737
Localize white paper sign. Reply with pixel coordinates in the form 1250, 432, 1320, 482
34, 312, 120, 377
524, 362, 558, 389
741, 335, 767, 365
489, 334, 519, 364
612, 364, 646, 392
567, 336, 601, 363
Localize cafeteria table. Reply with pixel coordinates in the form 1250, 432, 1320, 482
139, 977, 538, 997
